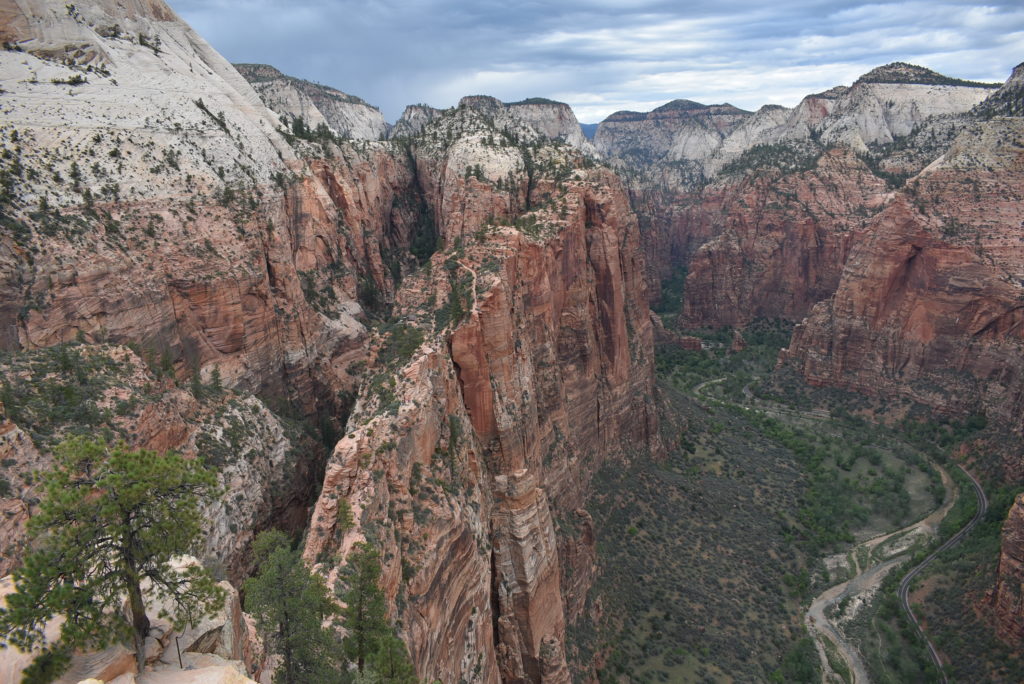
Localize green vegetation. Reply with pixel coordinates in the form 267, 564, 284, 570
244, 530, 342, 684
506, 97, 564, 106
770, 636, 819, 682
193, 98, 228, 133
719, 143, 821, 177
575, 309, 941, 682
650, 267, 687, 316
855, 63, 1001, 88
0, 437, 224, 675
336, 541, 416, 680
889, 477, 1024, 683
0, 343, 149, 448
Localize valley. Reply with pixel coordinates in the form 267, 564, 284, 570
0, 1, 1022, 682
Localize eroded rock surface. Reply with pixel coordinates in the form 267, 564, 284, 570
990, 494, 1024, 645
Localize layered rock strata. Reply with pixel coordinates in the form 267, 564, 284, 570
0, 4, 659, 683
782, 111, 1024, 444
990, 494, 1024, 645
303, 101, 657, 683
595, 63, 1002, 324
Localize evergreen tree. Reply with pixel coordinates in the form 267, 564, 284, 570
0, 437, 224, 674
368, 634, 417, 683
338, 542, 389, 673
244, 530, 341, 684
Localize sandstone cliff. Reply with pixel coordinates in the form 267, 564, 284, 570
0, 3, 659, 682
678, 148, 890, 327
302, 102, 657, 683
596, 63, 1006, 330
782, 108, 1024, 448
990, 494, 1024, 645
0, 343, 320, 584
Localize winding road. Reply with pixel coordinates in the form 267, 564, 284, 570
688, 375, 988, 682
804, 463, 956, 684
897, 465, 988, 684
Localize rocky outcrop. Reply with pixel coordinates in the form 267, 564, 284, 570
390, 104, 443, 139
596, 63, 1010, 331
1, 564, 263, 684
782, 112, 1024, 448
595, 100, 752, 173
1, 6, 659, 681
679, 148, 891, 327
815, 63, 1000, 152
303, 104, 657, 682
990, 494, 1024, 645
0, 343, 319, 583
974, 62, 1024, 119
452, 95, 595, 153
0, 414, 44, 577
235, 63, 387, 140
504, 99, 594, 152
596, 63, 997, 188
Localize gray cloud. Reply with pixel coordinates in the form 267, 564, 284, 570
168, 0, 1023, 123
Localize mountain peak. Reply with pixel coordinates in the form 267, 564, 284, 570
855, 62, 1001, 88
505, 97, 568, 107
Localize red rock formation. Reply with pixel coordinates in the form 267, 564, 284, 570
990, 494, 1024, 644
783, 117, 1024, 455
679, 148, 890, 327
304, 156, 658, 682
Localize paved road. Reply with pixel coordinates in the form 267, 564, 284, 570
686, 374, 987, 682
804, 464, 956, 684
897, 465, 988, 684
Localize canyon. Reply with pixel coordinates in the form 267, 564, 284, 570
0, 0, 1022, 682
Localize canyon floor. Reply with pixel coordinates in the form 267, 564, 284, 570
572, 313, 1024, 683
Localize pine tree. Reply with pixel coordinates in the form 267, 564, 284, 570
243, 530, 341, 684
338, 542, 389, 673
0, 437, 224, 674
369, 634, 417, 683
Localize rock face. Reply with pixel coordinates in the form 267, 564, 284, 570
504, 99, 594, 152
816, 63, 1001, 151
679, 148, 890, 327
595, 100, 752, 174
390, 104, 443, 139
783, 112, 1024, 446
303, 102, 657, 683
234, 63, 388, 140
0, 3, 658, 683
990, 494, 1024, 645
595, 63, 1009, 332
0, 343, 320, 584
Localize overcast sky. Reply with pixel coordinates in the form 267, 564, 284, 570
168, 1, 1023, 124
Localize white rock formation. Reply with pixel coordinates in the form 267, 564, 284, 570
234, 63, 387, 140
390, 103, 443, 138
0, 0, 294, 210
595, 63, 1001, 180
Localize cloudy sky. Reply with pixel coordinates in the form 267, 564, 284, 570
168, 1, 1023, 124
